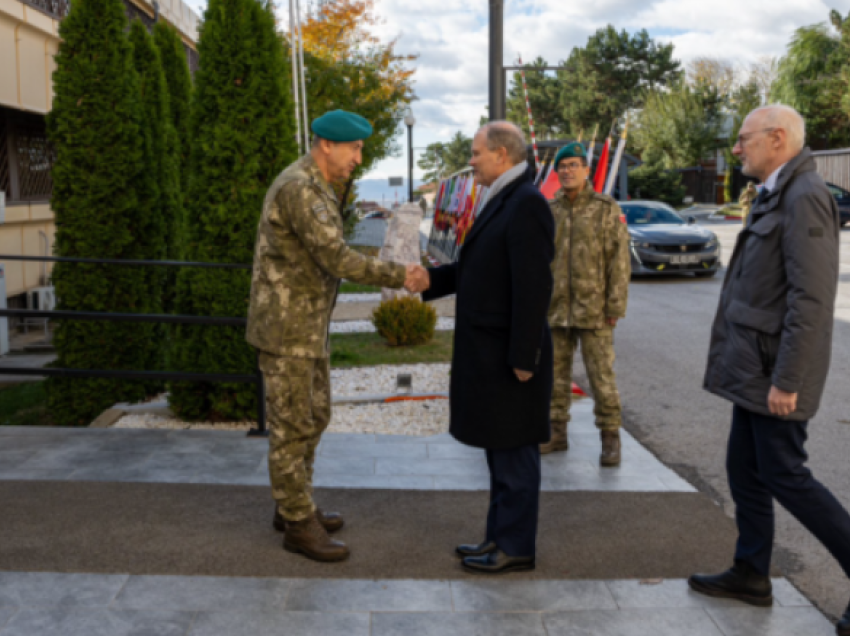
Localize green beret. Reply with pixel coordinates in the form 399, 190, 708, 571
311, 110, 373, 142
554, 142, 586, 168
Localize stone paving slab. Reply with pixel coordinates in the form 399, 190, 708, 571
0, 399, 695, 493
0, 573, 832, 636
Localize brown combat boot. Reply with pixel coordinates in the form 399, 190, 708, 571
283, 515, 350, 562
600, 430, 621, 467
540, 421, 569, 454
273, 507, 344, 533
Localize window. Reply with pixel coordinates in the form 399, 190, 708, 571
0, 107, 55, 204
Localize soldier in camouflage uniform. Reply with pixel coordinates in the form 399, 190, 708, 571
246, 110, 420, 562
540, 142, 631, 466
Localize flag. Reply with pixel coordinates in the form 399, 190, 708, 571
540, 164, 560, 200
586, 124, 599, 171
592, 133, 611, 193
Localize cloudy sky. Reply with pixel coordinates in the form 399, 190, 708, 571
186, 0, 850, 182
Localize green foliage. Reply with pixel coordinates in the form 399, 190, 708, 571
632, 80, 725, 169
330, 331, 453, 367
507, 56, 566, 139
153, 22, 192, 195
46, 0, 156, 426
628, 163, 686, 208
559, 26, 681, 135
771, 16, 850, 147
0, 382, 52, 427
371, 297, 437, 346
417, 132, 472, 182
168, 0, 297, 422
128, 21, 171, 381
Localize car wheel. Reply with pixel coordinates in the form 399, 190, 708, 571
694, 271, 717, 279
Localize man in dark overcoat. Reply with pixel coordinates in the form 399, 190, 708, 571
688, 105, 850, 636
412, 121, 555, 574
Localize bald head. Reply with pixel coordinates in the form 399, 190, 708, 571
733, 104, 807, 182
470, 121, 528, 186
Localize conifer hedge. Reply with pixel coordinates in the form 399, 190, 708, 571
46, 0, 154, 425
168, 0, 297, 421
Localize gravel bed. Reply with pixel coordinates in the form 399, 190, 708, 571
337, 293, 382, 303
113, 399, 449, 436
331, 317, 455, 334
331, 363, 450, 396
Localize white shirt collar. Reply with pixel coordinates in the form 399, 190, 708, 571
763, 162, 788, 193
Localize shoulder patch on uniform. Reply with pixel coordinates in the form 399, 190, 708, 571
312, 200, 330, 223
809, 227, 824, 238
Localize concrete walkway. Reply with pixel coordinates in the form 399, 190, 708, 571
0, 572, 832, 636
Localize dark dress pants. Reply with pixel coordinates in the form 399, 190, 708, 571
728, 404, 850, 577
484, 444, 541, 557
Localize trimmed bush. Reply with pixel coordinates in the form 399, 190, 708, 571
168, 0, 297, 422
628, 163, 687, 208
372, 297, 438, 346
46, 0, 152, 425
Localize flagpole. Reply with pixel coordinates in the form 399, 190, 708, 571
295, 0, 309, 150
517, 54, 540, 171
289, 0, 302, 155
586, 123, 599, 170
604, 116, 629, 196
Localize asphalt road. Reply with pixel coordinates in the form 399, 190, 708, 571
585, 220, 850, 619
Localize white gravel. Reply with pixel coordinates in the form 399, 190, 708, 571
113, 398, 449, 436
330, 317, 455, 334
336, 293, 382, 303
331, 363, 450, 396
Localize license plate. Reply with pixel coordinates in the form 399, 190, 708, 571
670, 254, 699, 264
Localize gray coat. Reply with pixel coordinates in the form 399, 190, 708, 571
704, 148, 839, 420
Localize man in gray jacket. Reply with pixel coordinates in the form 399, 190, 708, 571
689, 105, 850, 636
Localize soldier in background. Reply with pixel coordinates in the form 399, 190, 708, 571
246, 110, 426, 563
739, 181, 758, 226
540, 142, 631, 466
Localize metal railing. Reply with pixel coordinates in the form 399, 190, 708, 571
0, 254, 267, 436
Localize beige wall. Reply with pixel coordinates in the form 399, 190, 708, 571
0, 0, 197, 298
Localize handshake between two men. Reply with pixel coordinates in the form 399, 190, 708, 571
404, 264, 431, 294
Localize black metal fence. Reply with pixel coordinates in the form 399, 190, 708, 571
0, 254, 267, 436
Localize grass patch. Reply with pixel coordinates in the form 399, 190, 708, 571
0, 381, 54, 426
339, 282, 381, 294
330, 331, 453, 368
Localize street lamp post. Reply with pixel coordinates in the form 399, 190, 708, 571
404, 106, 416, 202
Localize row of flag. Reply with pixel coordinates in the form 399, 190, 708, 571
431, 120, 629, 248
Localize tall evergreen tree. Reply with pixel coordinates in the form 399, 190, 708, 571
153, 22, 193, 196
169, 0, 297, 421
506, 57, 566, 140
46, 0, 151, 425
128, 20, 172, 381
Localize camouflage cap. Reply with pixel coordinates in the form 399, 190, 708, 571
311, 110, 373, 142
554, 142, 586, 168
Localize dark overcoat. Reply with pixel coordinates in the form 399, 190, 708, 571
423, 172, 555, 449
703, 148, 839, 420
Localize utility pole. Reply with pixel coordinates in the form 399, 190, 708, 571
488, 0, 505, 120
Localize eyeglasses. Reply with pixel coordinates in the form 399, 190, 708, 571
735, 128, 776, 147
557, 162, 586, 172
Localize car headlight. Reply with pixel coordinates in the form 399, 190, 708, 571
705, 235, 718, 249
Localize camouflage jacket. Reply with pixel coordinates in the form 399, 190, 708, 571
246, 154, 406, 358
548, 182, 631, 329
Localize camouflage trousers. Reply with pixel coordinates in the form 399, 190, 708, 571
550, 327, 621, 431
259, 353, 331, 523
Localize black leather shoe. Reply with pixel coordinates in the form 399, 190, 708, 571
688, 561, 773, 607
461, 549, 535, 574
836, 599, 850, 636
455, 541, 497, 558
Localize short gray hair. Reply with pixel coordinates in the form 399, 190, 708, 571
751, 104, 806, 153
482, 121, 527, 165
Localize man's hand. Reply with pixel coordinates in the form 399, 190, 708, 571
605, 317, 619, 327
404, 264, 430, 294
514, 369, 533, 382
768, 385, 798, 417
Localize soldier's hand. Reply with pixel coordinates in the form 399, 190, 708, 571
605, 317, 618, 327
404, 264, 430, 293
514, 369, 533, 382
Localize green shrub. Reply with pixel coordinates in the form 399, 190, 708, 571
628, 163, 687, 207
46, 0, 155, 426
372, 297, 438, 346
168, 0, 297, 422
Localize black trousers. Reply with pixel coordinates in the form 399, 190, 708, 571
484, 444, 541, 557
728, 405, 850, 577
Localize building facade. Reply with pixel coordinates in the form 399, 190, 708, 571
0, 0, 198, 302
